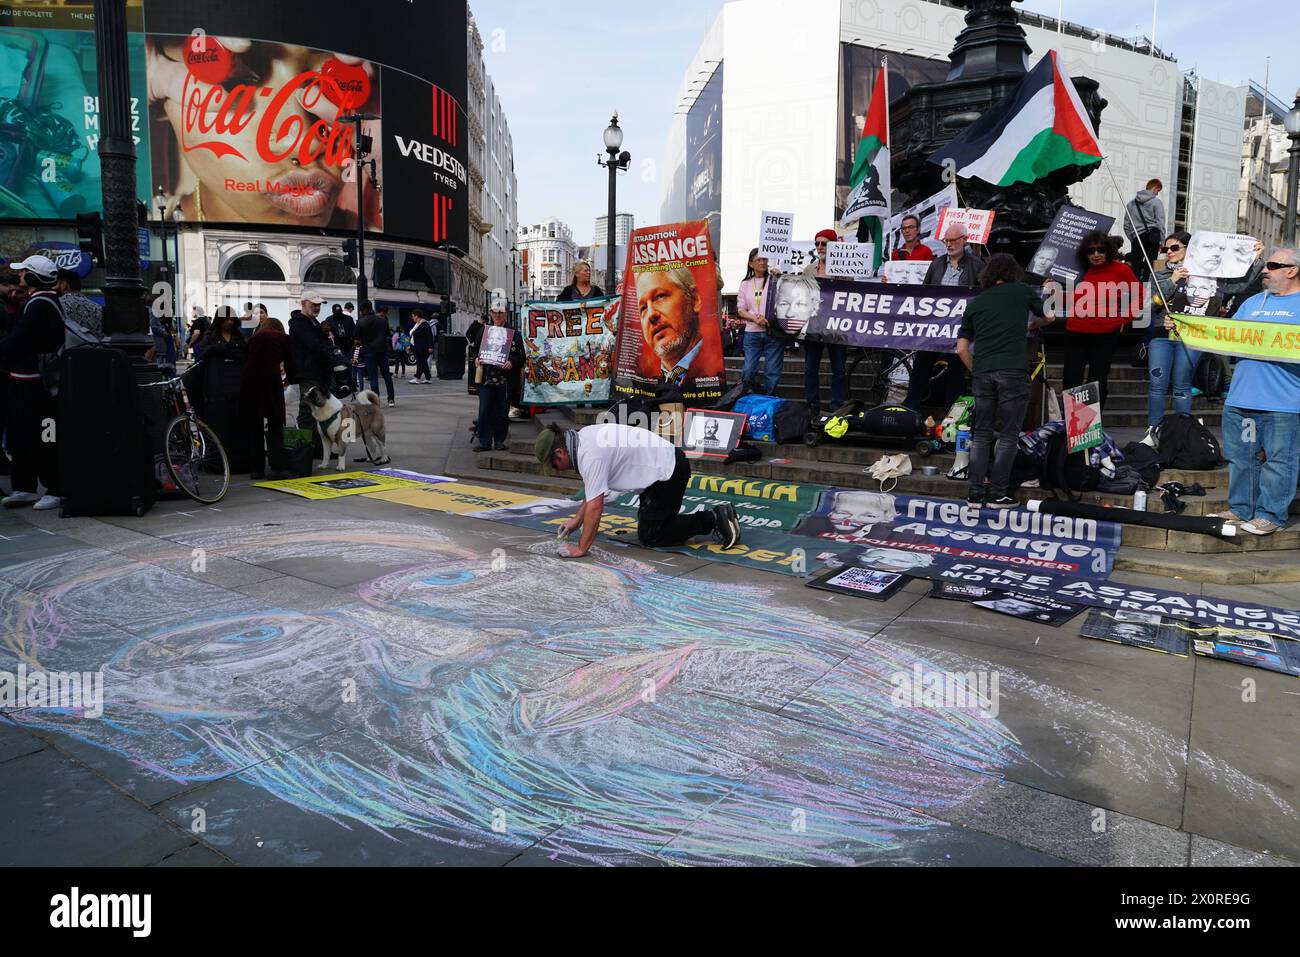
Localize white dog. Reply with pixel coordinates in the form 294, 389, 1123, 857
304, 387, 390, 470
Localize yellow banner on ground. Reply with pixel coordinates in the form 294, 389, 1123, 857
366, 482, 553, 515
255, 472, 437, 500
1170, 313, 1300, 364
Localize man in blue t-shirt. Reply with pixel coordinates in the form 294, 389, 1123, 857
1212, 247, 1300, 535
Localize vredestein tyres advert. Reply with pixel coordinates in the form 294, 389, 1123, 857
0, 0, 469, 250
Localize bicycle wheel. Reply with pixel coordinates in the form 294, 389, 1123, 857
164, 415, 230, 505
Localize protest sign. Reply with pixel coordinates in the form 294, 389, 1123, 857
929, 580, 994, 602
1028, 206, 1116, 284
1078, 609, 1190, 657
1064, 382, 1103, 453
1191, 633, 1300, 677
1169, 311, 1300, 365
795, 490, 1121, 577
522, 296, 619, 405
825, 242, 876, 279
767, 277, 977, 352
883, 184, 955, 260
879, 261, 930, 285
613, 220, 726, 403
683, 410, 746, 460
759, 211, 794, 271
785, 241, 818, 276
935, 208, 995, 245
807, 566, 908, 602
478, 326, 513, 367
256, 471, 444, 500
1184, 232, 1259, 279
971, 592, 1083, 627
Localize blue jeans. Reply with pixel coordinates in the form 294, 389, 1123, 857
1223, 406, 1300, 526
803, 340, 847, 414
1146, 337, 1199, 426
742, 331, 785, 394
363, 351, 394, 401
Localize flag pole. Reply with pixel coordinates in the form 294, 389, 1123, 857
880, 55, 890, 273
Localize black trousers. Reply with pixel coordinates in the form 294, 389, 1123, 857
8, 378, 58, 495
637, 450, 716, 547
476, 384, 509, 446
297, 377, 330, 457
1062, 330, 1121, 410
245, 404, 287, 477
414, 348, 431, 380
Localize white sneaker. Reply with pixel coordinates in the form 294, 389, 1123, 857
2, 491, 39, 508
408, 378, 421, 384
33, 495, 61, 511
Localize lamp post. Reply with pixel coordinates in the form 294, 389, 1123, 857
598, 113, 631, 291
1284, 90, 1300, 246
509, 244, 519, 327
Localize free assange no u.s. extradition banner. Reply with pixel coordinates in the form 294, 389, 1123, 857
1170, 312, 1300, 364
765, 277, 977, 351
522, 296, 619, 406
613, 220, 726, 402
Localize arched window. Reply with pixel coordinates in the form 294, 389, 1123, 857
303, 257, 356, 285
223, 254, 285, 283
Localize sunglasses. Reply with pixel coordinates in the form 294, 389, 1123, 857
1264, 261, 1299, 271
1084, 246, 1107, 254
1161, 244, 1183, 253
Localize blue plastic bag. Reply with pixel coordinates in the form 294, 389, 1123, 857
733, 394, 785, 443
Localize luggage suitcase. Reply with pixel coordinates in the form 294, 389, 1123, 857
56, 346, 156, 517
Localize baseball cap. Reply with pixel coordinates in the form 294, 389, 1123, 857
303, 294, 325, 305
534, 428, 559, 470
490, 292, 508, 312
11, 255, 58, 282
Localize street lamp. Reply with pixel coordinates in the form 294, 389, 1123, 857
597, 113, 631, 292
1284, 90, 1300, 245
509, 244, 519, 327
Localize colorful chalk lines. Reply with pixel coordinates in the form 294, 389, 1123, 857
0, 518, 1292, 865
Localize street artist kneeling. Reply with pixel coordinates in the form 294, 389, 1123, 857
535, 422, 743, 558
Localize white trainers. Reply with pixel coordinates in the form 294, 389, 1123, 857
2, 491, 39, 508
407, 378, 421, 384
33, 495, 61, 511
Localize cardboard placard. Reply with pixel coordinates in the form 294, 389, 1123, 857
758, 210, 794, 272
935, 208, 995, 245
1064, 382, 1103, 454
683, 409, 746, 460
825, 242, 875, 280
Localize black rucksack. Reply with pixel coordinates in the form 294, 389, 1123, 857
1120, 441, 1162, 487
773, 401, 810, 444
1193, 354, 1227, 399
1041, 430, 1101, 500
1154, 413, 1221, 470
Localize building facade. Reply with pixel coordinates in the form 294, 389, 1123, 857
516, 218, 576, 301
1238, 84, 1291, 250
593, 213, 635, 248
661, 0, 1251, 289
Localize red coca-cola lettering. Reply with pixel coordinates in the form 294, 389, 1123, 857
183, 36, 232, 85
178, 69, 355, 170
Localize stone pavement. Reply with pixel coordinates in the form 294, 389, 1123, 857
0, 377, 1297, 866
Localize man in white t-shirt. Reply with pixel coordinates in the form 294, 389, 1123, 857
535, 422, 742, 558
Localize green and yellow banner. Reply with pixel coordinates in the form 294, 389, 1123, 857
1170, 313, 1300, 364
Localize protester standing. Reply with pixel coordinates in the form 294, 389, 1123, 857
557, 261, 605, 302
955, 255, 1056, 507
1209, 248, 1300, 536
535, 421, 742, 557
803, 228, 848, 416
1123, 179, 1166, 281
1052, 231, 1142, 411
891, 215, 935, 262
288, 294, 337, 453
0, 256, 63, 510
737, 247, 783, 394
409, 310, 434, 384
904, 224, 985, 410
1144, 231, 1201, 425
241, 313, 296, 480
472, 300, 524, 452
194, 306, 249, 473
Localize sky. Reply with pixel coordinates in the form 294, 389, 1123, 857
470, 0, 1290, 243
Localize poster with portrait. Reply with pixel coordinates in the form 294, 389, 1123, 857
522, 296, 618, 406
612, 220, 725, 403
0, 1, 151, 219
972, 591, 1084, 627
1078, 609, 1190, 657
477, 326, 513, 367
682, 409, 746, 460
1184, 232, 1259, 279
1028, 206, 1115, 284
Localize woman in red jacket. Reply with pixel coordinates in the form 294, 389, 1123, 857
1052, 230, 1143, 410
241, 309, 297, 480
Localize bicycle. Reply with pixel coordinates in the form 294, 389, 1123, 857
152, 376, 230, 505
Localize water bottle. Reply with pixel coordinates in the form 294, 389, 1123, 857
1133, 489, 1147, 512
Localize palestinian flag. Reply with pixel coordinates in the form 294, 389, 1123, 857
843, 63, 890, 269
928, 50, 1102, 187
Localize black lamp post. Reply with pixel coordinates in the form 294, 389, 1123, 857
598, 113, 631, 291
92, 0, 149, 359
509, 244, 518, 326
1284, 91, 1300, 246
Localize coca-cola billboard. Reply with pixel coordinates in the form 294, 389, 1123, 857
142, 0, 467, 245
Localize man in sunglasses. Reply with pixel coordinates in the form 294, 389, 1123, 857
1211, 248, 1300, 536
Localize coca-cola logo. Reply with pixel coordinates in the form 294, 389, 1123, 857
182, 35, 232, 85
179, 68, 357, 169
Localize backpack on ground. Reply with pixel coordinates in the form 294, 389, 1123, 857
1153, 413, 1221, 470
773, 400, 810, 444
1041, 429, 1101, 500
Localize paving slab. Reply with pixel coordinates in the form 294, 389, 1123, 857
0, 714, 45, 762
149, 842, 235, 867
1188, 834, 1299, 866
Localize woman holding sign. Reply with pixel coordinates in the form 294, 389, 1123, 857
737, 248, 784, 394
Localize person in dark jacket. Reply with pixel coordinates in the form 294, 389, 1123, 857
288, 294, 339, 451
0, 256, 64, 510
193, 306, 249, 472
556, 261, 604, 302
409, 309, 434, 383
472, 302, 525, 451
241, 314, 296, 479
0, 269, 24, 479
902, 225, 986, 410
356, 304, 396, 407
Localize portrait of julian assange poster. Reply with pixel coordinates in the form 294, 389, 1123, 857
612, 220, 726, 403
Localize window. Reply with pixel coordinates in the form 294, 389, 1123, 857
303, 257, 355, 285
223, 254, 285, 283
